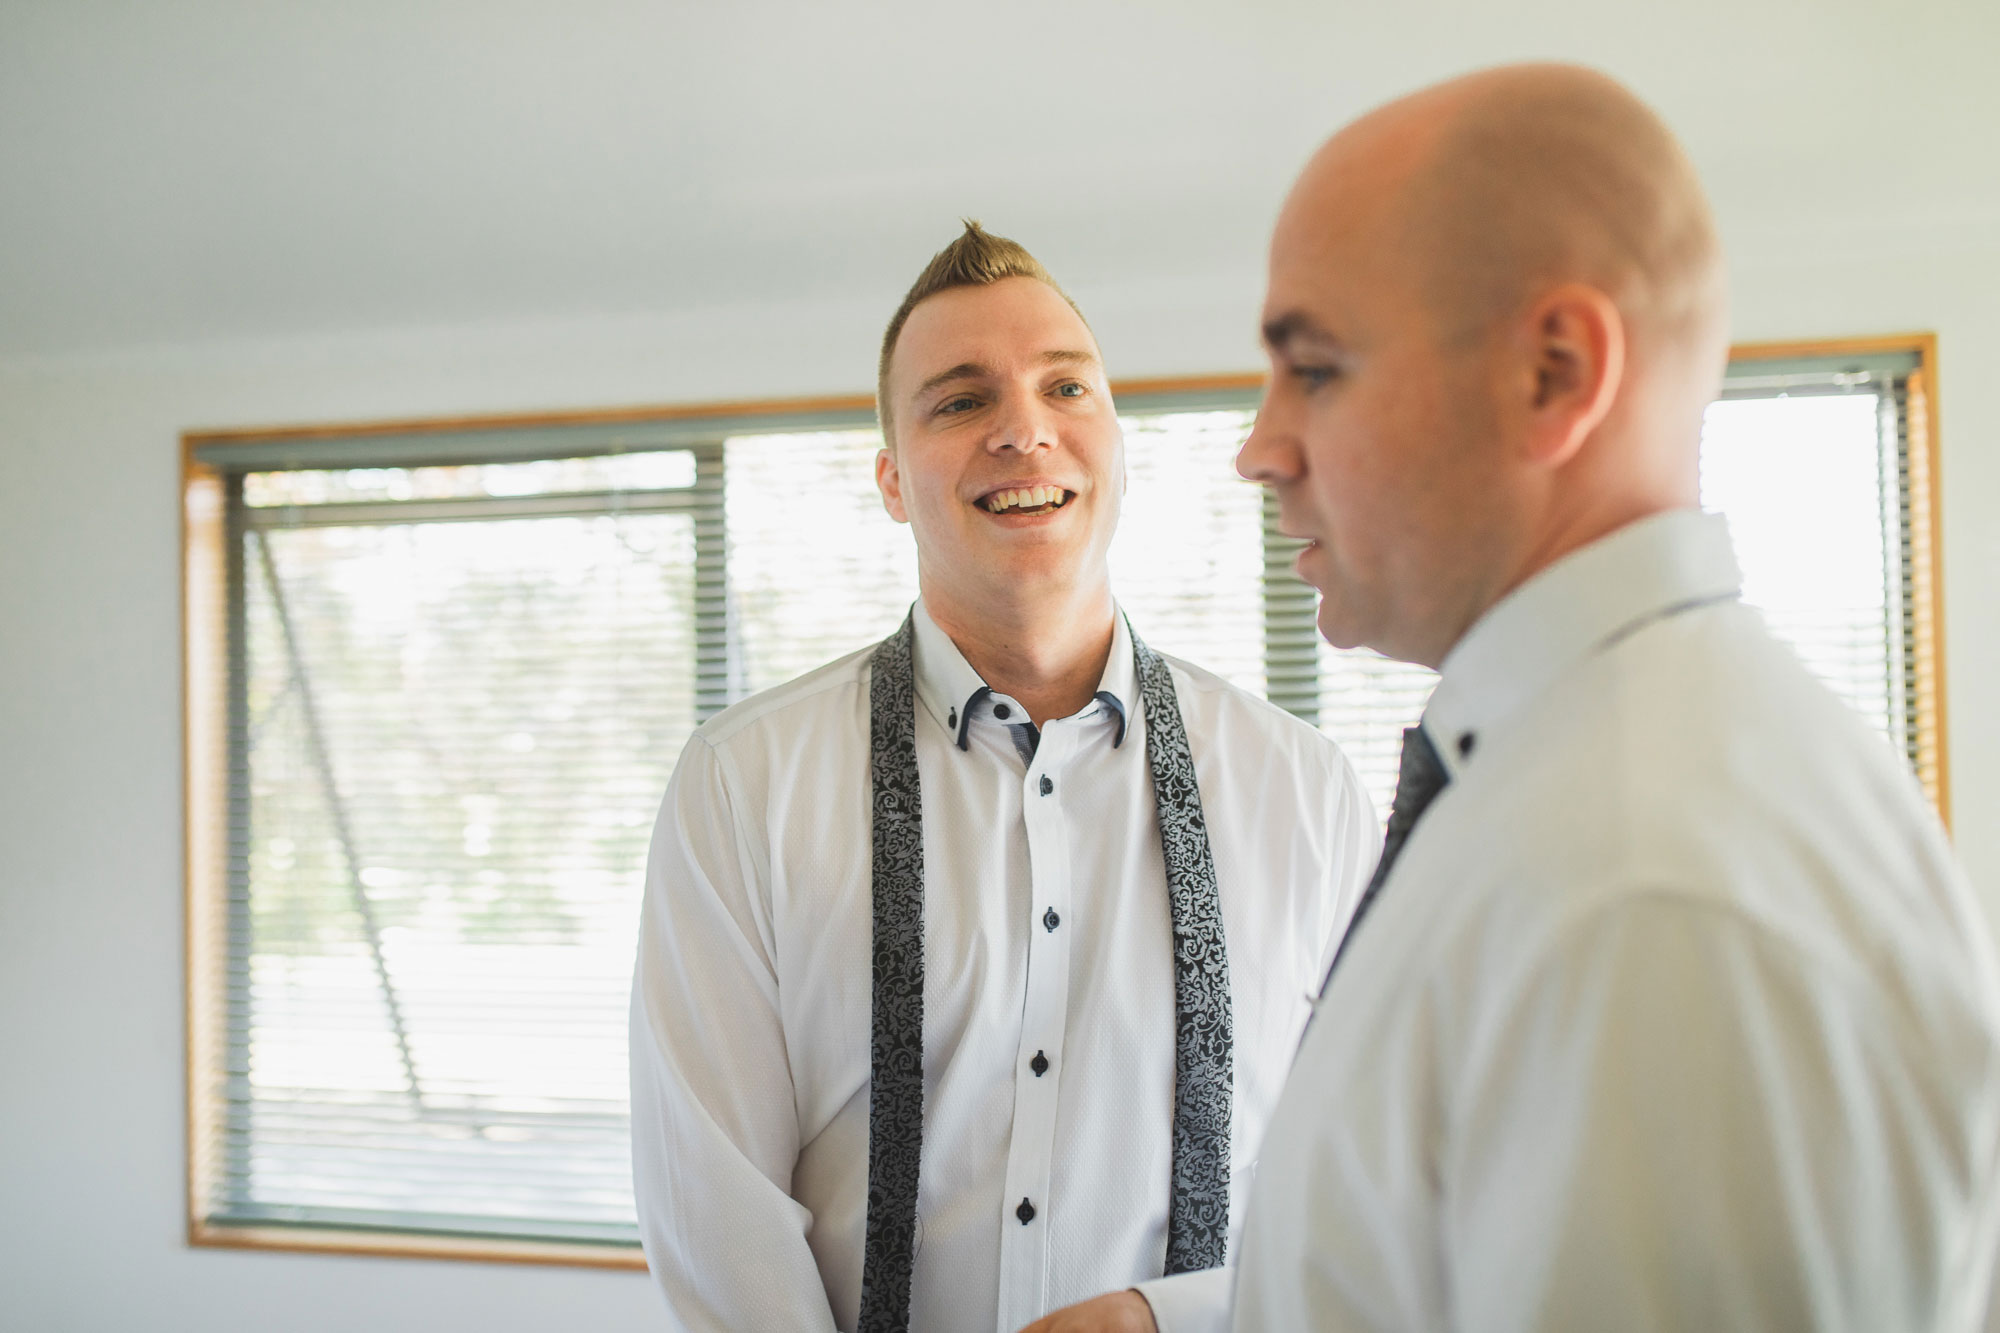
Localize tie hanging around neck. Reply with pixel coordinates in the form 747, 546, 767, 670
855, 613, 1233, 1333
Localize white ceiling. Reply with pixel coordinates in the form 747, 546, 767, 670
2, 0, 1996, 360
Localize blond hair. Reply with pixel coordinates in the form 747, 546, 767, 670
876, 220, 1086, 447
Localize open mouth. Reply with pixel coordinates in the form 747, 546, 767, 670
979, 486, 1074, 517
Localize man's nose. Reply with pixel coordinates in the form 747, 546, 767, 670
1237, 409, 1285, 482
987, 391, 1056, 454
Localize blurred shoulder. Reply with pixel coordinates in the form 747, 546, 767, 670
1159, 649, 1360, 787
690, 643, 875, 755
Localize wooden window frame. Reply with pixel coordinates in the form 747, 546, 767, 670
1726, 333, 1948, 828
181, 343, 1947, 1268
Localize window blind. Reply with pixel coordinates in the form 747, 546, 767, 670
209, 453, 717, 1244
190, 357, 1933, 1254
1704, 354, 1924, 771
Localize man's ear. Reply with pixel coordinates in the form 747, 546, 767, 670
1515, 282, 1625, 469
875, 447, 910, 524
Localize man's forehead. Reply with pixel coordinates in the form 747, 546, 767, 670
1265, 163, 1420, 342
1276, 109, 1437, 257
892, 279, 1100, 392
1264, 222, 1367, 343
1275, 173, 1388, 265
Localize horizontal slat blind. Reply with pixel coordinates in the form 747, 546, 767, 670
723, 429, 917, 695
1316, 643, 1437, 816
194, 359, 1929, 1254
1106, 410, 1267, 692
1699, 387, 1907, 756
207, 454, 716, 1245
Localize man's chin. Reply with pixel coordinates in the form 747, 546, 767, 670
1314, 600, 1372, 654
931, 548, 1098, 605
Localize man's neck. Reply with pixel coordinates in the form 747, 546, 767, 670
1422, 486, 1692, 671
922, 581, 1117, 729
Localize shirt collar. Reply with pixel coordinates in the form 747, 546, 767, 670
910, 598, 1135, 751
1096, 612, 1136, 747
1423, 508, 1743, 779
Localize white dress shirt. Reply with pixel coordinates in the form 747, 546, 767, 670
631, 601, 1377, 1333
1232, 509, 2000, 1332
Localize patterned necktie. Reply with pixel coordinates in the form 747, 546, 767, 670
857, 613, 1232, 1333
1322, 724, 1451, 984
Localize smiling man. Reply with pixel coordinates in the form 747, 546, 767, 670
629, 222, 1376, 1333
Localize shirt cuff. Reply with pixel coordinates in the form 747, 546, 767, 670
1134, 1267, 1233, 1333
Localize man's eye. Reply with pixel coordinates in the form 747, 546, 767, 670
1054, 381, 1088, 399
1291, 364, 1339, 390
937, 395, 981, 415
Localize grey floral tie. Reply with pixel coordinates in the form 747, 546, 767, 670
856, 613, 1231, 1333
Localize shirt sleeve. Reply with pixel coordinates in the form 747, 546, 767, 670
1443, 890, 1977, 1333
1134, 1267, 1234, 1333
629, 733, 840, 1333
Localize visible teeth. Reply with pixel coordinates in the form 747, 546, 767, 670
983, 487, 1071, 513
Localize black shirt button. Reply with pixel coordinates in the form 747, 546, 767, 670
948, 708, 957, 730
1031, 1050, 1048, 1076
1043, 907, 1060, 932
1458, 731, 1476, 758
1016, 1197, 1036, 1225
1039, 774, 1053, 796
993, 703, 1012, 719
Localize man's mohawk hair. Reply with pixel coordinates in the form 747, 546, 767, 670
876, 220, 1087, 445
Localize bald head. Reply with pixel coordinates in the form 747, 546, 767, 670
1294, 62, 1727, 370
1241, 65, 1733, 668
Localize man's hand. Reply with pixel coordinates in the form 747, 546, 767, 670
1016, 1288, 1158, 1333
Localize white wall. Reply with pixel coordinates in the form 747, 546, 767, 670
2, 2, 1996, 1329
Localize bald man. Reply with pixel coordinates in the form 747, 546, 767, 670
1033, 62, 2000, 1333
1215, 64, 2000, 1332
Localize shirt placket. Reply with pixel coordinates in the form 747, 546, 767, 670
994, 711, 1075, 1333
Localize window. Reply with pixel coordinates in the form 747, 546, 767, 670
1706, 339, 1946, 812
1289, 336, 1950, 820
183, 342, 1946, 1263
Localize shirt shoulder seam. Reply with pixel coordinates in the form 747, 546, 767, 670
697, 648, 872, 746
1158, 650, 1341, 739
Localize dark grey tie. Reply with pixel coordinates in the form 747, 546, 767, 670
857, 614, 1231, 1333
1322, 724, 1451, 984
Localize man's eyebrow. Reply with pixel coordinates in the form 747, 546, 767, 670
1261, 311, 1340, 352
914, 350, 1099, 400
914, 362, 993, 398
